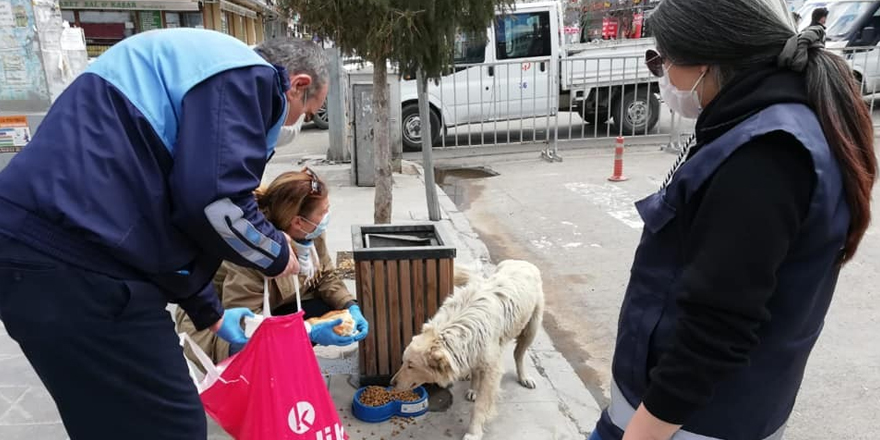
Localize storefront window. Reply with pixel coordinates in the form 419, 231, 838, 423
78, 10, 136, 57
221, 11, 229, 34
165, 12, 181, 28
234, 14, 245, 41
183, 12, 203, 28
61, 10, 75, 24
79, 10, 133, 24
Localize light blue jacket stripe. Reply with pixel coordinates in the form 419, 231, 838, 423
84, 28, 284, 156
204, 198, 280, 269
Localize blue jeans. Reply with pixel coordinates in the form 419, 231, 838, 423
588, 431, 603, 440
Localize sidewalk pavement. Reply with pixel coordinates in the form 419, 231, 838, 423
0, 159, 601, 440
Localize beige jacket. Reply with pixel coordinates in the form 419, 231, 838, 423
176, 234, 353, 365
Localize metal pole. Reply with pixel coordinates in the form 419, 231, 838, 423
326, 48, 348, 162
417, 70, 441, 221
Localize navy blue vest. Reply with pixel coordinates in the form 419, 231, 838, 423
607, 103, 849, 440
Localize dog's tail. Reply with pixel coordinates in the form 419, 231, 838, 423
453, 264, 474, 287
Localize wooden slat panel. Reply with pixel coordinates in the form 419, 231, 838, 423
387, 261, 402, 372
355, 259, 365, 375
439, 259, 451, 305
399, 260, 414, 346
426, 259, 438, 317
446, 258, 455, 299
357, 261, 377, 376
373, 260, 389, 375
413, 259, 425, 331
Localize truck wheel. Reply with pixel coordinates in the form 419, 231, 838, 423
612, 87, 660, 135
312, 100, 329, 130
401, 103, 441, 152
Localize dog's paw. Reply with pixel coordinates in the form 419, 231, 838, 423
465, 389, 477, 402
518, 376, 537, 389
462, 433, 483, 440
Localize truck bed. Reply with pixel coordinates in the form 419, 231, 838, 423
560, 38, 657, 92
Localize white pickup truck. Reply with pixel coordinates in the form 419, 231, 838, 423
397, 1, 659, 150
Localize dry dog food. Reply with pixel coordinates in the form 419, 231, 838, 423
358, 386, 421, 407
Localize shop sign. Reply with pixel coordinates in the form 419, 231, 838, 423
59, 0, 198, 11
0, 116, 31, 153
140, 10, 161, 30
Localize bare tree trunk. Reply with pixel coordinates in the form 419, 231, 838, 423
417, 70, 441, 221
372, 59, 393, 224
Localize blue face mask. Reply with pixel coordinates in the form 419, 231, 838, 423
302, 211, 330, 241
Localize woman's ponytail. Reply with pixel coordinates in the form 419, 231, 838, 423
803, 47, 877, 262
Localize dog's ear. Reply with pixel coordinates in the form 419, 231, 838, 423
428, 345, 453, 376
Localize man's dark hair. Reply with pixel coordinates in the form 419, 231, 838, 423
811, 7, 829, 25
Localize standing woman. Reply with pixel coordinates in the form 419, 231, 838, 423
591, 1, 876, 439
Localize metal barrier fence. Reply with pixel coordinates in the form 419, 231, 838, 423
407, 53, 670, 154
403, 45, 880, 157
832, 45, 880, 129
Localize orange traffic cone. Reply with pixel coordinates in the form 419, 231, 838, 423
608, 136, 628, 182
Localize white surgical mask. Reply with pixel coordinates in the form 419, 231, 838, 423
659, 67, 707, 119
276, 114, 306, 148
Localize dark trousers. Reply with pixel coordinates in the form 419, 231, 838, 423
272, 296, 333, 319
0, 237, 206, 440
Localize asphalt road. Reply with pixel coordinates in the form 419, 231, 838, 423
445, 147, 879, 440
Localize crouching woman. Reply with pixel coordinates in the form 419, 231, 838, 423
176, 169, 368, 365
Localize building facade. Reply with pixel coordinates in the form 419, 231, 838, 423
59, 0, 288, 57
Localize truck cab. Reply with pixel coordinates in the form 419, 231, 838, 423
398, 1, 564, 150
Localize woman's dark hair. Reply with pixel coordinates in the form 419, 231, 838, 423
811, 7, 829, 25
651, 0, 877, 263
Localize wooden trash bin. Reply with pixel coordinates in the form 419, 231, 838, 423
352, 223, 457, 385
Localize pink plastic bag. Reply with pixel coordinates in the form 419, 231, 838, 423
182, 312, 347, 440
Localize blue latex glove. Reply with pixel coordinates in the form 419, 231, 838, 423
215, 308, 254, 346
309, 319, 356, 346
349, 305, 369, 342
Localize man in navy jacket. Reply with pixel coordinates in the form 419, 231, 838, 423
0, 30, 328, 438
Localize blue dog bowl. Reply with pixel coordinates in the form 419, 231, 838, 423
351, 386, 429, 423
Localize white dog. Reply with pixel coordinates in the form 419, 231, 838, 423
391, 260, 545, 440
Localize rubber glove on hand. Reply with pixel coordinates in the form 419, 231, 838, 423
307, 319, 356, 347
291, 240, 316, 279
215, 308, 254, 345
349, 305, 369, 341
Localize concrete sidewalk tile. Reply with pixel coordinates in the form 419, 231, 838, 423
207, 417, 232, 439
526, 326, 558, 353
0, 386, 60, 425
0, 355, 46, 388
0, 423, 68, 439
329, 373, 581, 440
0, 324, 54, 388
